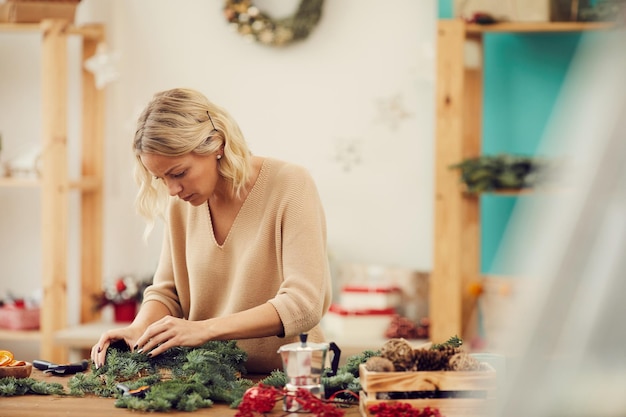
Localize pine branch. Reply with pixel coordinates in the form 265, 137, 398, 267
0, 377, 65, 396
68, 340, 252, 411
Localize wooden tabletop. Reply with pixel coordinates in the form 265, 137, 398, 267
2, 369, 363, 417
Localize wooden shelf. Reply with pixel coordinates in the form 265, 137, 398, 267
0, 176, 102, 191
465, 21, 615, 34
462, 188, 536, 197
0, 21, 103, 39
0, 177, 40, 188
430, 19, 612, 344
0, 22, 42, 32
0, 328, 41, 342
0, 20, 106, 362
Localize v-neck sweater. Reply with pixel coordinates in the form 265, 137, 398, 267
142, 157, 332, 373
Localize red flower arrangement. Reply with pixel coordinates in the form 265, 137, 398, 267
93, 275, 149, 310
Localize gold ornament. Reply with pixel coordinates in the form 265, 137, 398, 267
448, 352, 482, 371
380, 338, 415, 371
364, 356, 395, 372
223, 0, 324, 47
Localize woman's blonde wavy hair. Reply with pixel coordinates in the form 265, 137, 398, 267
133, 88, 251, 237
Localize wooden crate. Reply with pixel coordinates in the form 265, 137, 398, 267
359, 363, 497, 417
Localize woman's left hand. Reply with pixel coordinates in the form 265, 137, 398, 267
134, 315, 210, 357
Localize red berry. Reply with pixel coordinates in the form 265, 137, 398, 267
116, 279, 127, 293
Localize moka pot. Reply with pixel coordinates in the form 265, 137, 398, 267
277, 333, 340, 412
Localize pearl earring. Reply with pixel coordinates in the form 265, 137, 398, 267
217, 154, 222, 160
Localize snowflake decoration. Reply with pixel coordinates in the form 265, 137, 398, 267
333, 137, 362, 172
374, 93, 413, 131
84, 43, 121, 89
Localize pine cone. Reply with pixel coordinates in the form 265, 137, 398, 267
433, 344, 462, 359
364, 356, 395, 372
380, 338, 415, 371
413, 348, 450, 371
448, 352, 481, 371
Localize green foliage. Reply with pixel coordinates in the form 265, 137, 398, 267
337, 349, 380, 377
115, 379, 215, 412
257, 369, 286, 388
431, 335, 464, 351
323, 349, 380, 400
0, 343, 381, 411
579, 0, 626, 21
0, 377, 65, 396
450, 154, 545, 193
68, 340, 253, 411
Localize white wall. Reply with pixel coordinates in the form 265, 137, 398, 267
0, 1, 436, 327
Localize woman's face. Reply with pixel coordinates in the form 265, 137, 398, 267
141, 151, 221, 206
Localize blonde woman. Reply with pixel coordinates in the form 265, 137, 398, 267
92, 88, 331, 373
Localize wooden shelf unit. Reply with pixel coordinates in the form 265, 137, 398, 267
0, 20, 105, 362
430, 19, 614, 344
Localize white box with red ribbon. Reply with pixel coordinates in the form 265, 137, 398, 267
322, 303, 397, 342
339, 285, 402, 311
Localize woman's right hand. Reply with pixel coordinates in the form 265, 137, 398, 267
90, 300, 174, 368
90, 325, 144, 369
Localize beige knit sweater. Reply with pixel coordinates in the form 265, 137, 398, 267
142, 158, 332, 373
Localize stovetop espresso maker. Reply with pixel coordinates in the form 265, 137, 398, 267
277, 333, 341, 412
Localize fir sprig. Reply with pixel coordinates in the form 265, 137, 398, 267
336, 349, 380, 376
68, 340, 253, 411
256, 369, 286, 388
430, 335, 463, 351
0, 377, 65, 396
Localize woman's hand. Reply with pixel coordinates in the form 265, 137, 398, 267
90, 325, 144, 368
134, 316, 210, 357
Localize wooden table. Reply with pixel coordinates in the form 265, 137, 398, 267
2, 369, 362, 417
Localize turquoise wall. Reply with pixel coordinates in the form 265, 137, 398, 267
438, 0, 582, 273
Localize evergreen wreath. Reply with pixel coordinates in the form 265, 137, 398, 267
0, 342, 378, 413
224, 0, 324, 47
69, 340, 254, 412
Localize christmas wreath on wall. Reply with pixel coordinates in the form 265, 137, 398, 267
223, 0, 324, 47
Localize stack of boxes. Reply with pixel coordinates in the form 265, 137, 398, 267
324, 285, 402, 342
323, 263, 429, 344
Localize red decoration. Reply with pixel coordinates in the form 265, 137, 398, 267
235, 384, 349, 417
93, 276, 149, 313
113, 300, 137, 323
368, 403, 443, 417
384, 315, 430, 339
291, 388, 344, 416
235, 384, 282, 417
115, 279, 127, 293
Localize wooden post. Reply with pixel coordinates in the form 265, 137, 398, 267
40, 19, 69, 363
460, 32, 483, 344
431, 20, 483, 343
79, 23, 105, 326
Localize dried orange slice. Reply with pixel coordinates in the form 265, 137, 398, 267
8, 359, 26, 367
0, 350, 14, 366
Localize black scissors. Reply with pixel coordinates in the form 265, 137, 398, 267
33, 359, 89, 375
